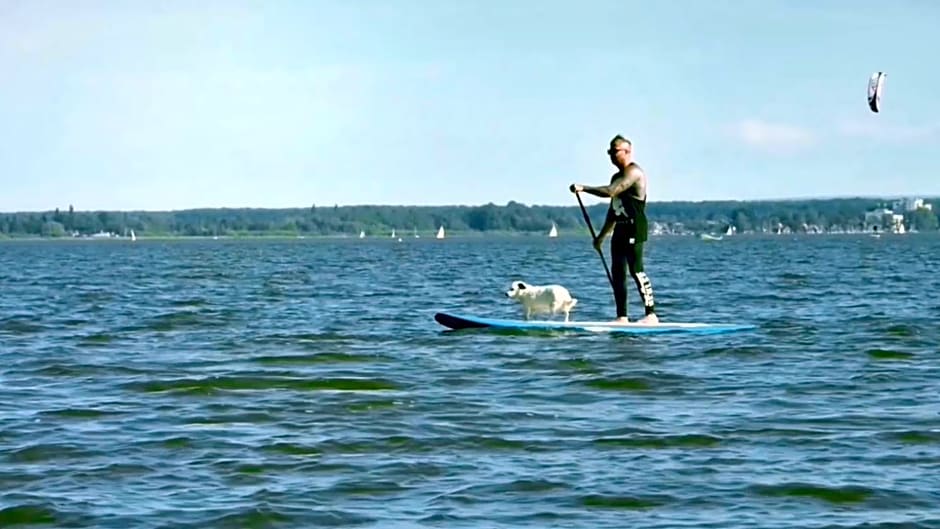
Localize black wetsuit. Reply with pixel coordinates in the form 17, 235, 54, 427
608, 163, 656, 319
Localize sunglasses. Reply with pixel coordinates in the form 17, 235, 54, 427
607, 148, 628, 155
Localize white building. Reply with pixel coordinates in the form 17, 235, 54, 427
865, 207, 908, 233
891, 213, 905, 234
864, 208, 894, 232
893, 197, 933, 212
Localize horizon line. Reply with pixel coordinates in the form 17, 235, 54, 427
1, 193, 937, 215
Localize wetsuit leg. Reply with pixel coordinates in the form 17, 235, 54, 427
610, 224, 631, 318
625, 240, 656, 315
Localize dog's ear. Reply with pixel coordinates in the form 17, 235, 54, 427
517, 282, 526, 290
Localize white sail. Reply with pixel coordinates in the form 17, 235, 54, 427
436, 225, 445, 239
549, 222, 558, 237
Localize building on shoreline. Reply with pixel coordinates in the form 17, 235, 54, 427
893, 198, 932, 213
862, 197, 933, 234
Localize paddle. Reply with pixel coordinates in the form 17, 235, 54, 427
572, 189, 615, 291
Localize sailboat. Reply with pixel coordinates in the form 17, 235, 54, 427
436, 225, 445, 239
359, 230, 365, 239
548, 222, 558, 238
130, 229, 136, 242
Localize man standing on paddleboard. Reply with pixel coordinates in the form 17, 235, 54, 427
570, 135, 659, 324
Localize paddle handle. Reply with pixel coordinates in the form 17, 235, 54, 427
574, 191, 615, 291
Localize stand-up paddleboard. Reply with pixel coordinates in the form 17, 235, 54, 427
434, 312, 756, 335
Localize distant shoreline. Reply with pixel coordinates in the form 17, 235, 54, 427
3, 194, 940, 215
1, 231, 933, 243
2, 196, 937, 238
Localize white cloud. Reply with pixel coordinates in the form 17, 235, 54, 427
727, 117, 940, 154
837, 119, 940, 143
728, 119, 817, 154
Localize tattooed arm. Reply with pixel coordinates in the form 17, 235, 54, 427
576, 165, 643, 198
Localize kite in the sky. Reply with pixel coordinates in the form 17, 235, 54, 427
868, 71, 885, 113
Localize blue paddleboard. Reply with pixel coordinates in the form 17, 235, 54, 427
434, 312, 756, 335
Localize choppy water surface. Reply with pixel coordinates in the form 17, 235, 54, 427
1, 234, 939, 528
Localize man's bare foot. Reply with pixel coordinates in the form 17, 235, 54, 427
638, 313, 659, 325
612, 316, 630, 324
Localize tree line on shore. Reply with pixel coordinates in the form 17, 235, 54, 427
1, 197, 938, 238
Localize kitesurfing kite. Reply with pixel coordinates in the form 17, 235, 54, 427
868, 71, 885, 113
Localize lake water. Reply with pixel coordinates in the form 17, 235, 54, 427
1, 234, 938, 528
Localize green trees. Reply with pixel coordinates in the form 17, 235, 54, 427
1, 197, 937, 237
909, 207, 939, 231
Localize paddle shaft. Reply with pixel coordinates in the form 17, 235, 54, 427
574, 191, 615, 291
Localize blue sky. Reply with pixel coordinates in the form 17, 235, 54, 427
1, 0, 938, 212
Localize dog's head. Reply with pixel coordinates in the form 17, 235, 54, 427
505, 280, 531, 299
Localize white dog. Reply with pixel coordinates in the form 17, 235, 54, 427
505, 280, 578, 321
